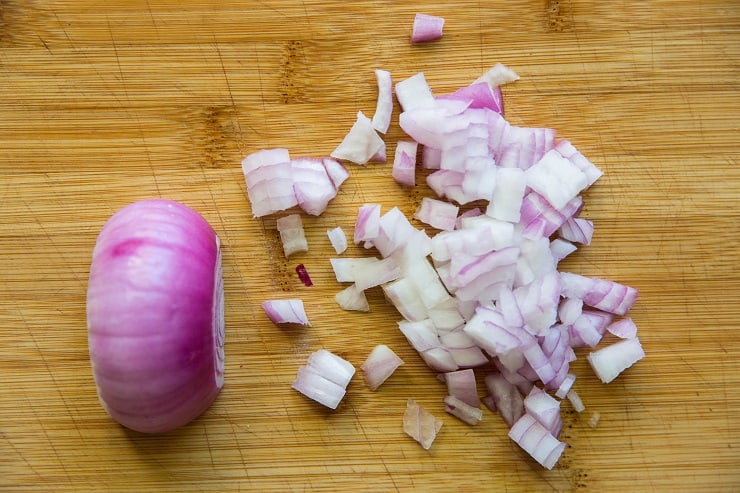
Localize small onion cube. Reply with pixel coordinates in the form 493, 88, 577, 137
525, 149, 589, 210
292, 366, 347, 410
392, 140, 418, 187
353, 256, 402, 291
403, 399, 443, 450
354, 203, 382, 244
307, 349, 356, 388
383, 277, 429, 321
550, 238, 578, 262
566, 389, 586, 412
588, 337, 645, 384
444, 395, 483, 425
555, 373, 577, 399
330, 257, 380, 283
523, 386, 562, 436
262, 299, 311, 326
484, 373, 524, 427
414, 197, 459, 231
361, 344, 404, 391
443, 369, 480, 408
607, 317, 639, 339
474, 62, 520, 87
588, 411, 601, 428
486, 167, 527, 223
331, 111, 385, 165
508, 414, 566, 470
334, 284, 370, 312
395, 72, 435, 112
411, 13, 445, 43
327, 226, 348, 254
559, 217, 594, 245
276, 214, 308, 258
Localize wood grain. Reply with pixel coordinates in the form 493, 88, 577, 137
1, 1, 738, 491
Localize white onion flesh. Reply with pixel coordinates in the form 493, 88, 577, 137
87, 199, 224, 433
261, 299, 311, 326
292, 349, 355, 410
371, 69, 394, 134
361, 344, 404, 391
403, 399, 443, 450
331, 111, 386, 165
327, 226, 348, 255
276, 214, 308, 258
587, 337, 646, 383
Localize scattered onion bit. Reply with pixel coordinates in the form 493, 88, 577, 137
566, 389, 586, 413
587, 337, 645, 384
444, 395, 483, 425
327, 226, 348, 254
508, 414, 565, 470
588, 411, 601, 428
295, 263, 313, 287
334, 284, 370, 312
361, 344, 404, 391
276, 214, 308, 258
371, 69, 393, 134
403, 399, 443, 450
411, 13, 445, 43
292, 349, 355, 410
261, 299, 311, 326
330, 111, 385, 165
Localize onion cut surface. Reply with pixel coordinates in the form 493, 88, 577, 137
262, 299, 311, 326
292, 349, 356, 410
87, 199, 224, 434
361, 344, 404, 391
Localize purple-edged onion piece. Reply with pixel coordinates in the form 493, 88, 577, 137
86, 199, 224, 434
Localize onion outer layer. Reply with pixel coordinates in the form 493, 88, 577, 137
86, 199, 224, 434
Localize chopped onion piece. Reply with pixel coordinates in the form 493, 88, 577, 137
403, 399, 443, 450
361, 344, 404, 391
438, 82, 502, 113
550, 238, 578, 262
353, 256, 402, 291
559, 217, 594, 245
607, 317, 639, 339
566, 389, 586, 412
354, 203, 382, 244
414, 197, 459, 231
508, 414, 565, 470
327, 226, 348, 254
331, 111, 386, 165
444, 395, 483, 425
484, 373, 524, 427
555, 373, 576, 399
262, 299, 311, 326
334, 284, 370, 312
525, 149, 588, 210
474, 62, 520, 87
276, 214, 308, 258
395, 72, 435, 112
410, 13, 445, 43
560, 272, 639, 316
307, 349, 356, 388
330, 257, 379, 283
588, 337, 645, 384
292, 366, 347, 410
485, 167, 526, 222
443, 369, 480, 408
588, 411, 601, 428
371, 69, 393, 133
292, 350, 355, 410
523, 386, 562, 436
392, 141, 418, 187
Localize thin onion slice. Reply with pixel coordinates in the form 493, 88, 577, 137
371, 69, 393, 133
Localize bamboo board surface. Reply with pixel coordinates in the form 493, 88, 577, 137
1, 1, 739, 491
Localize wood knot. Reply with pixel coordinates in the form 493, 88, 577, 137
546, 0, 573, 32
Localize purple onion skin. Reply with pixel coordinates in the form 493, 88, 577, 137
87, 199, 224, 433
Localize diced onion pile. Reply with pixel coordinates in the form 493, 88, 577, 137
241, 15, 645, 469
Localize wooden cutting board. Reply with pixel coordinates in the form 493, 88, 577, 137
1, 1, 738, 491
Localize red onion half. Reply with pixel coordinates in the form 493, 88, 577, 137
86, 199, 224, 434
